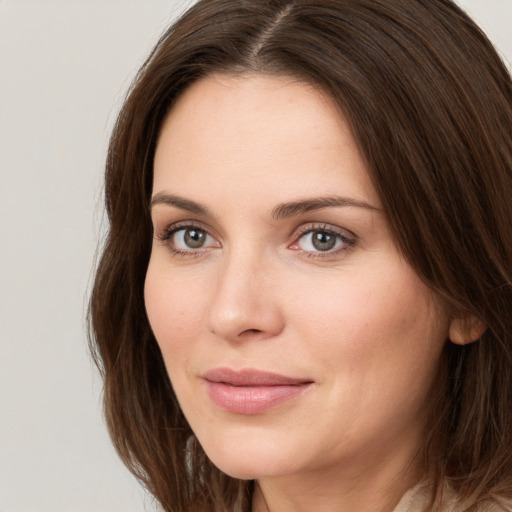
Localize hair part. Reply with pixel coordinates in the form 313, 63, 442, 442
89, 1, 512, 510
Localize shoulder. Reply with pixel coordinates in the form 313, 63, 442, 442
393, 481, 431, 512
394, 482, 512, 512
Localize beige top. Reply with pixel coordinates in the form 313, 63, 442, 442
154, 481, 512, 511
393, 481, 512, 512
393, 481, 455, 512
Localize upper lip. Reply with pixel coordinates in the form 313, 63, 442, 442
203, 367, 313, 387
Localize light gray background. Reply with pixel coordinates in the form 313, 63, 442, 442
0, 1, 510, 511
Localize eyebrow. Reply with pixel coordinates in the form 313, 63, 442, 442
270, 196, 380, 219
149, 192, 379, 219
150, 192, 212, 217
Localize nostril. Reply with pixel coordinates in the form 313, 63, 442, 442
209, 327, 261, 337
240, 328, 262, 336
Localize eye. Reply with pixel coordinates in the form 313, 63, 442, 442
289, 224, 356, 257
158, 224, 220, 254
302, 230, 339, 251
174, 227, 210, 249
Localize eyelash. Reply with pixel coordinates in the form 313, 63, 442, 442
156, 221, 356, 260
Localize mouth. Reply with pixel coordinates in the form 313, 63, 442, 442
202, 368, 314, 415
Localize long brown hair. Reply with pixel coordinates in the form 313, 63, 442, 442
89, 1, 512, 510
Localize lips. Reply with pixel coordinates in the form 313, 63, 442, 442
202, 368, 313, 415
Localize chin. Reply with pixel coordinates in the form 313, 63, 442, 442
197, 430, 301, 480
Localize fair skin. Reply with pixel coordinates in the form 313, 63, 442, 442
145, 73, 458, 512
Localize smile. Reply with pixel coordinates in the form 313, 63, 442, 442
202, 368, 314, 415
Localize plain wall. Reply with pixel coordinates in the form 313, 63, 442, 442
0, 1, 510, 511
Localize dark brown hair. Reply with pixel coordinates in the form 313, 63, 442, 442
89, 1, 512, 510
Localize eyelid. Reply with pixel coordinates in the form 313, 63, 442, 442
291, 222, 356, 241
156, 220, 217, 241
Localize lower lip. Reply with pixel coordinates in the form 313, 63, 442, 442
205, 381, 311, 415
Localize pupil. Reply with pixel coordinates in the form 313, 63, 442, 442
312, 231, 335, 251
184, 229, 206, 248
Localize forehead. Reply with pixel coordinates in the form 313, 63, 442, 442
153, 73, 380, 210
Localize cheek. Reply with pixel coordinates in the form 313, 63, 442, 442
144, 261, 207, 359
287, 261, 449, 378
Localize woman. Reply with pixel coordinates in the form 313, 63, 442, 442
89, 0, 512, 511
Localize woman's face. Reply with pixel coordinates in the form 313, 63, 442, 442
145, 74, 451, 485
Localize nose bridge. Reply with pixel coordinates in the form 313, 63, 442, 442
206, 244, 282, 341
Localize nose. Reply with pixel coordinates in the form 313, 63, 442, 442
206, 250, 285, 342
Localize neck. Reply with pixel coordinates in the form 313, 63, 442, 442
251, 437, 423, 512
